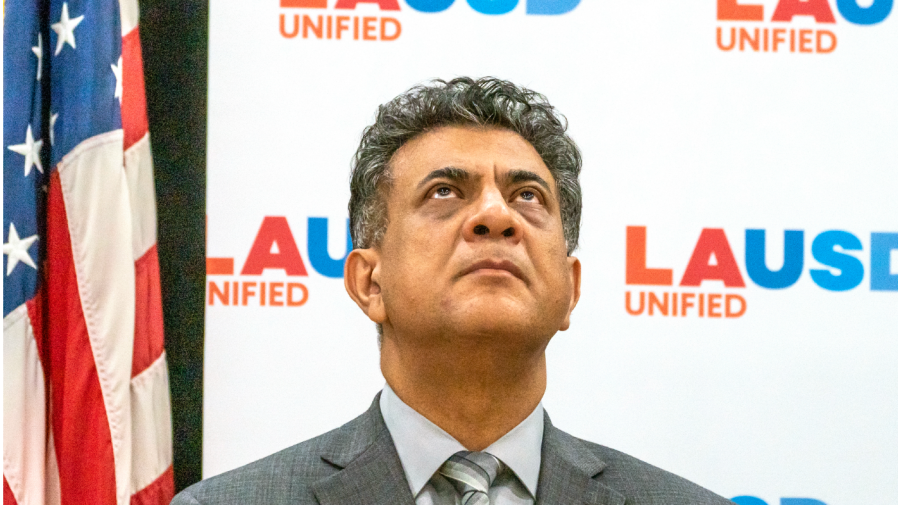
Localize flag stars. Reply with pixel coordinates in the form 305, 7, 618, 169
111, 56, 123, 103
3, 223, 39, 276
50, 113, 59, 146
8, 124, 44, 177
52, 2, 85, 56
32, 33, 43, 80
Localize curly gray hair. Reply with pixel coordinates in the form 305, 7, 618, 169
349, 77, 583, 255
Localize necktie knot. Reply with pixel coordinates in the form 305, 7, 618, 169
438, 451, 505, 505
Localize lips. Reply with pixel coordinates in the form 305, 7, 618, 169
459, 259, 526, 281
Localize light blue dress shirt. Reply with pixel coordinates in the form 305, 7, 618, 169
379, 384, 544, 505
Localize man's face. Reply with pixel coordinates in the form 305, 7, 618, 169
363, 126, 580, 349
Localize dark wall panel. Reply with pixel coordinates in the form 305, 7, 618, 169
140, 0, 207, 492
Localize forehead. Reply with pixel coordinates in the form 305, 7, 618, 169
389, 126, 552, 185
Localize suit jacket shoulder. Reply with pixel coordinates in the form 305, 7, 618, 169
591, 441, 731, 504
537, 420, 733, 505
171, 396, 733, 505
169, 441, 321, 505
170, 396, 408, 505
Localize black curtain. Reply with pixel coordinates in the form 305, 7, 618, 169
140, 0, 207, 492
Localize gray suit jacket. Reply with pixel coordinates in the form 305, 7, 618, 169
173, 395, 733, 505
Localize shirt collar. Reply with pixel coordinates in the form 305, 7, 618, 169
379, 384, 544, 499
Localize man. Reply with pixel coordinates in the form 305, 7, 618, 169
173, 77, 733, 505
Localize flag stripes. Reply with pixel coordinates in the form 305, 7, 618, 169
3, 304, 54, 505
3, 0, 174, 502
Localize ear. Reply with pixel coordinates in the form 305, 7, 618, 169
344, 248, 387, 325
559, 256, 581, 331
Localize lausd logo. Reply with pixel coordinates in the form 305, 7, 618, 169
732, 497, 829, 505
278, 0, 581, 41
206, 216, 352, 308
716, 0, 893, 54
625, 226, 898, 319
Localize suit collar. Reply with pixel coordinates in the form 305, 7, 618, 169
312, 395, 625, 505
536, 412, 626, 505
312, 393, 416, 505
381, 383, 545, 498
316, 393, 385, 469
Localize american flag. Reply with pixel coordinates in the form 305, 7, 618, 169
3, 0, 174, 503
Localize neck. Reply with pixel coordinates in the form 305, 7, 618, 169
380, 332, 547, 451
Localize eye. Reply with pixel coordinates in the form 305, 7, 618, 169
432, 186, 456, 199
516, 189, 540, 203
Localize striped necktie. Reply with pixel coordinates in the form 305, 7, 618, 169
438, 450, 506, 505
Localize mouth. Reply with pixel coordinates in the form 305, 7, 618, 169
459, 259, 526, 281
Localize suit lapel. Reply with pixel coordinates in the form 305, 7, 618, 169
536, 413, 626, 505
311, 394, 416, 505
311, 396, 624, 505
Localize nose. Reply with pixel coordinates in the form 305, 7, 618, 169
462, 187, 522, 245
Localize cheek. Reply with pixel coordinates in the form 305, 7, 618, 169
381, 227, 444, 289
404, 219, 461, 264
527, 221, 568, 258
530, 238, 572, 288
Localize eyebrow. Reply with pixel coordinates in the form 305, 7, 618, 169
416, 166, 553, 194
416, 167, 471, 189
504, 169, 552, 193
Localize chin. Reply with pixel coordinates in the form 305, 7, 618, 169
445, 301, 555, 342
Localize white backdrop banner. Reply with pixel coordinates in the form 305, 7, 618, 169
204, 1, 898, 504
